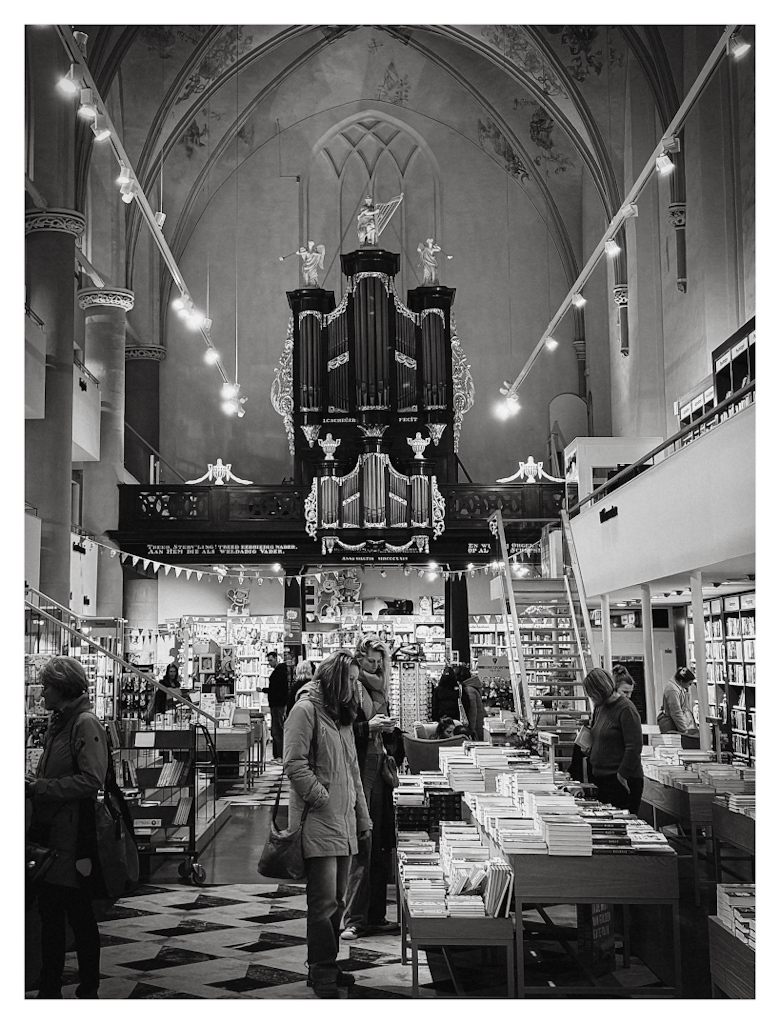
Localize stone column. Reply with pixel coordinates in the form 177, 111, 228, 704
444, 573, 470, 667
25, 209, 86, 606
125, 345, 166, 483
78, 287, 134, 617
669, 203, 688, 293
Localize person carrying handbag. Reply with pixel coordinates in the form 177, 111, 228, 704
283, 651, 371, 998
657, 666, 700, 748
25, 657, 109, 999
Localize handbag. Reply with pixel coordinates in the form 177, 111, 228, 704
26, 841, 57, 885
257, 705, 319, 881
381, 753, 400, 789
257, 781, 309, 880
93, 800, 140, 899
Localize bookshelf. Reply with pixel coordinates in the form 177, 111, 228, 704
687, 592, 755, 764
712, 318, 755, 412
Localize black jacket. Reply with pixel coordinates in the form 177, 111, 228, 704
431, 683, 461, 722
266, 663, 290, 708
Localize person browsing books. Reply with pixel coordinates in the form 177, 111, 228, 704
581, 667, 644, 814
657, 666, 700, 748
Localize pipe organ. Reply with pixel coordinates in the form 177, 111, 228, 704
272, 245, 473, 553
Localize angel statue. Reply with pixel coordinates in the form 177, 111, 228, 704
417, 238, 442, 285
357, 192, 404, 247
278, 240, 325, 288
496, 456, 565, 484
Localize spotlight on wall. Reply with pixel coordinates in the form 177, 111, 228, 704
204, 348, 220, 365
78, 87, 96, 119
57, 64, 81, 95
379, 569, 387, 578
221, 382, 239, 399
729, 31, 751, 58
73, 31, 89, 55
605, 238, 620, 257
655, 152, 674, 175
120, 181, 137, 204
545, 337, 559, 351
154, 211, 167, 228
90, 113, 111, 141
272, 563, 283, 573
620, 203, 639, 218
571, 292, 587, 308
116, 164, 132, 185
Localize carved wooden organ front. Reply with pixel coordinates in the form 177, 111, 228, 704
271, 247, 473, 554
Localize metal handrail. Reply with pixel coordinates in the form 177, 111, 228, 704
568, 380, 754, 517
124, 422, 188, 483
73, 355, 100, 388
24, 597, 219, 725
25, 304, 45, 329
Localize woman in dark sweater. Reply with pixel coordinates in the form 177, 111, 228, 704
581, 667, 644, 814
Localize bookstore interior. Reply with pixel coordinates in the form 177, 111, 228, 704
24, 23, 757, 1001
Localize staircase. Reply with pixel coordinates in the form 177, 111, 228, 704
488, 511, 593, 727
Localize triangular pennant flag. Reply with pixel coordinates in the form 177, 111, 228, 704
131, 555, 140, 566
297, 575, 302, 586
120, 552, 129, 563
109, 549, 117, 558
196, 572, 203, 581
278, 577, 285, 586
185, 570, 192, 580
314, 573, 321, 582
142, 558, 150, 570
152, 562, 161, 573
174, 566, 182, 577
164, 564, 172, 575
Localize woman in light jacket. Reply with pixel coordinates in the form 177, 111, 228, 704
456, 662, 486, 741
283, 650, 371, 998
658, 666, 700, 748
26, 656, 109, 999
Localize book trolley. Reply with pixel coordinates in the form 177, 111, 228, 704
121, 724, 218, 884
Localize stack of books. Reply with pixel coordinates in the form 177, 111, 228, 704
482, 859, 514, 916
586, 816, 632, 854
734, 907, 756, 949
539, 814, 593, 856
393, 779, 426, 806
725, 793, 756, 816
625, 822, 675, 854
716, 883, 756, 942
447, 895, 487, 917
496, 825, 548, 854
157, 759, 188, 787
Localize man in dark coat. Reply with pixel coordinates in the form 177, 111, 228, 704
262, 651, 294, 761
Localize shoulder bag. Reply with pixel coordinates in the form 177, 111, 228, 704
257, 706, 319, 881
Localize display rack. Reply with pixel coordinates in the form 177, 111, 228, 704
687, 591, 755, 764
712, 317, 755, 413
120, 724, 218, 884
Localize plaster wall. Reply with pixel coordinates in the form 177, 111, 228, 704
156, 571, 284, 621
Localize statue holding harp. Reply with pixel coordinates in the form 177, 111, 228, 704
357, 192, 404, 247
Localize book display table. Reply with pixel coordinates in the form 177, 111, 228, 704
196, 727, 254, 791
504, 849, 681, 997
639, 777, 715, 905
711, 800, 755, 883
398, 887, 515, 997
708, 915, 755, 998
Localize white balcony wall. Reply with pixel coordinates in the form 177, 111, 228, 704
25, 314, 46, 419
569, 405, 755, 598
72, 364, 101, 462
25, 510, 42, 590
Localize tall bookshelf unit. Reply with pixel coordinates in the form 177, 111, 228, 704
687, 592, 755, 764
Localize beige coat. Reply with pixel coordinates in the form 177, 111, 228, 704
283, 682, 371, 858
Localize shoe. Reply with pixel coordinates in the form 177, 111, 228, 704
309, 963, 340, 998
307, 967, 355, 988
366, 920, 400, 935
340, 925, 366, 940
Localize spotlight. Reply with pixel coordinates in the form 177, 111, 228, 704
571, 292, 587, 308
73, 31, 89, 55
236, 406, 246, 418
379, 570, 387, 578
154, 211, 167, 228
427, 572, 438, 581
204, 348, 220, 364
655, 153, 674, 175
496, 402, 510, 421
545, 337, 559, 351
57, 64, 81, 95
120, 181, 137, 204
466, 564, 474, 571
78, 87, 96, 119
221, 383, 239, 399
729, 31, 751, 58
90, 113, 111, 141
116, 164, 132, 185
221, 400, 237, 416
621, 202, 639, 218
203, 318, 213, 332
428, 561, 438, 570
403, 566, 411, 577
605, 238, 620, 257
172, 296, 186, 311
272, 563, 283, 573
187, 311, 205, 330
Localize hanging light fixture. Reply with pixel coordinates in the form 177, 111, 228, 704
620, 202, 639, 218
90, 112, 111, 141
545, 337, 559, 351
116, 163, 132, 185
120, 181, 137, 204
204, 347, 220, 365
77, 87, 96, 119
571, 292, 587, 308
729, 31, 751, 58
605, 238, 621, 257
57, 63, 81, 95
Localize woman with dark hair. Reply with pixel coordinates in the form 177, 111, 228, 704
286, 658, 316, 713
658, 666, 700, 748
144, 662, 182, 723
26, 656, 109, 999
431, 665, 461, 723
283, 651, 371, 998
434, 716, 457, 739
581, 667, 644, 814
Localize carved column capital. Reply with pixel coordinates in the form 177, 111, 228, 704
669, 203, 687, 228
25, 208, 86, 238
613, 285, 628, 307
125, 345, 167, 362
78, 288, 135, 312
572, 338, 586, 363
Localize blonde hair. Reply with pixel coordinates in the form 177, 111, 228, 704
582, 667, 616, 705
